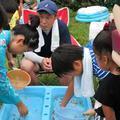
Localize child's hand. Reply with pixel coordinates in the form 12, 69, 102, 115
83, 109, 96, 116
17, 101, 28, 116
8, 59, 15, 69
60, 100, 67, 107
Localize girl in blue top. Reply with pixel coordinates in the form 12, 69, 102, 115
0, 4, 39, 116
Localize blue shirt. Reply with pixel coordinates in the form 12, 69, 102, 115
0, 30, 20, 104
0, 30, 11, 73
89, 48, 109, 80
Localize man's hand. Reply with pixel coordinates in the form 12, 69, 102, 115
41, 58, 52, 72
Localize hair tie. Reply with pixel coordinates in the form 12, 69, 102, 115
103, 22, 110, 30
111, 19, 114, 23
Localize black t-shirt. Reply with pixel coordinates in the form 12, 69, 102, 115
34, 19, 71, 57
94, 73, 120, 119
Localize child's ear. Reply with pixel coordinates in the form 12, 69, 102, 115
102, 55, 109, 66
16, 38, 24, 46
73, 60, 82, 71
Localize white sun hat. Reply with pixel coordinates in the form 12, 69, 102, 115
111, 29, 120, 67
111, 4, 120, 66
113, 4, 120, 31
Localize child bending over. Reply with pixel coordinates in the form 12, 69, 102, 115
51, 44, 110, 108
0, 4, 39, 116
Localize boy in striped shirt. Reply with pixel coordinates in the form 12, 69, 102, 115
51, 44, 109, 108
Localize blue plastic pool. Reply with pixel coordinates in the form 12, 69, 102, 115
0, 86, 93, 120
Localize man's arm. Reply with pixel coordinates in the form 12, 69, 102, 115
24, 51, 44, 64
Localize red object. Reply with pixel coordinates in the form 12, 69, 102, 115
112, 29, 120, 53
23, 7, 69, 26
23, 9, 38, 24
70, 35, 80, 46
22, 8, 79, 46
57, 7, 69, 26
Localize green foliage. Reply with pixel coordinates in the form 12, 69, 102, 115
99, 0, 120, 8
69, 9, 89, 46
38, 73, 60, 85
55, 0, 119, 10
54, 0, 99, 11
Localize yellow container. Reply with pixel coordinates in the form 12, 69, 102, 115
7, 69, 31, 90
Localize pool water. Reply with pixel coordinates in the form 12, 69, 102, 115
51, 88, 93, 120
0, 86, 93, 120
0, 87, 45, 120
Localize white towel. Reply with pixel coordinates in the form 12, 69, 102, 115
74, 47, 95, 97
35, 19, 60, 52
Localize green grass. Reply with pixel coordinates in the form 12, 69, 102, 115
69, 9, 89, 46
39, 10, 90, 85
38, 73, 59, 85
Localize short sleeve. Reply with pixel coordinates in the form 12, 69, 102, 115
89, 48, 109, 80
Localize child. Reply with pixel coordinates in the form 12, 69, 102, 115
51, 43, 109, 107
92, 21, 120, 119
85, 20, 120, 119
84, 4, 120, 119
0, 4, 39, 116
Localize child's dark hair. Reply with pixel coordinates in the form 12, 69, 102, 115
93, 20, 116, 55
12, 15, 40, 50
0, 3, 8, 29
51, 44, 83, 77
29, 14, 40, 28
0, 0, 18, 13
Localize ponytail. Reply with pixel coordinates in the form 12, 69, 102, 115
103, 20, 116, 31
12, 21, 39, 50
28, 14, 40, 29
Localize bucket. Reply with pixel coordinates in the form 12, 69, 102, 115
7, 69, 31, 90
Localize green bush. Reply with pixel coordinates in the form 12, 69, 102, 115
54, 0, 99, 11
